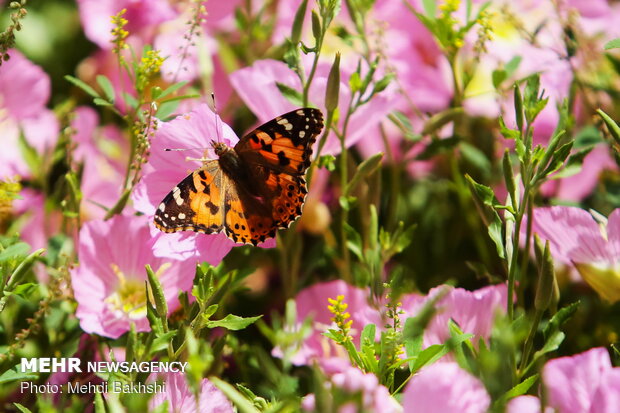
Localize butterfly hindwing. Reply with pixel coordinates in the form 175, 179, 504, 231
154, 161, 226, 234
222, 176, 278, 245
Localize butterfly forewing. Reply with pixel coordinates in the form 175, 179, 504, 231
234, 108, 324, 176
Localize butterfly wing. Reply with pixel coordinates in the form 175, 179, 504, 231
153, 160, 279, 245
234, 108, 324, 176
154, 161, 227, 234
234, 108, 324, 228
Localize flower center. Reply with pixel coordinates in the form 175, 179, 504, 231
105, 263, 170, 319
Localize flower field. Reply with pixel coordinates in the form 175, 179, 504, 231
1, 0, 620, 412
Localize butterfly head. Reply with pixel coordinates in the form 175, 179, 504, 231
211, 140, 232, 157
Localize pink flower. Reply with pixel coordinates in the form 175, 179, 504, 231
0, 49, 58, 179
71, 215, 195, 338
149, 372, 233, 413
543, 347, 618, 413
531, 206, 620, 302
402, 362, 490, 412
371, 0, 453, 113
133, 103, 275, 262
230, 59, 396, 155
71, 106, 128, 220
77, 0, 176, 49
401, 284, 508, 349
506, 396, 554, 413
274, 280, 384, 365
302, 357, 402, 413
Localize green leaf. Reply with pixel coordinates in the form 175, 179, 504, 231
157, 81, 188, 100
96, 75, 115, 102
65, 75, 99, 98
499, 374, 539, 402
410, 344, 447, 373
210, 377, 261, 413
338, 195, 357, 210
505, 56, 522, 77
392, 223, 416, 255
388, 111, 419, 141
0, 242, 30, 262
205, 314, 262, 330
123, 92, 139, 110
604, 38, 620, 50
13, 403, 33, 413
372, 73, 394, 95
275, 82, 303, 107
318, 154, 336, 171
533, 330, 565, 361
0, 365, 38, 384
498, 116, 520, 140
465, 175, 505, 258
538, 141, 573, 180
9, 283, 37, 299
543, 301, 580, 340
4, 249, 45, 293
492, 69, 507, 89
349, 71, 362, 94
93, 97, 112, 106
156, 99, 181, 120
94, 393, 106, 413
150, 331, 177, 353
343, 222, 363, 259
551, 146, 593, 179
597, 109, 620, 147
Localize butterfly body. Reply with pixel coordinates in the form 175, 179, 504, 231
154, 108, 324, 245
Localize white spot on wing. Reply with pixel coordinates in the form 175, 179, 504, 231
299, 131, 305, 138
159, 203, 165, 212
172, 186, 184, 206
296, 109, 304, 115
277, 118, 293, 131
178, 213, 186, 220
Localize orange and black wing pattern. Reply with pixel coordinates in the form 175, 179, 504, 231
234, 108, 324, 176
234, 108, 324, 229
154, 161, 226, 235
154, 108, 324, 246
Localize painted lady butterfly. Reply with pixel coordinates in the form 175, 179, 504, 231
153, 108, 324, 245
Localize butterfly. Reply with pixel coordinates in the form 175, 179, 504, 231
153, 108, 324, 246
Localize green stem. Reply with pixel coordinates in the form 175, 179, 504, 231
338, 96, 356, 283
519, 309, 543, 375
306, 110, 334, 187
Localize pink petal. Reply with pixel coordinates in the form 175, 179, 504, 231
589, 368, 620, 413
543, 347, 612, 413
532, 206, 610, 264
403, 362, 490, 413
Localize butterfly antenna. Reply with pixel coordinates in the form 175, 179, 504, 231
164, 147, 209, 151
212, 92, 222, 144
